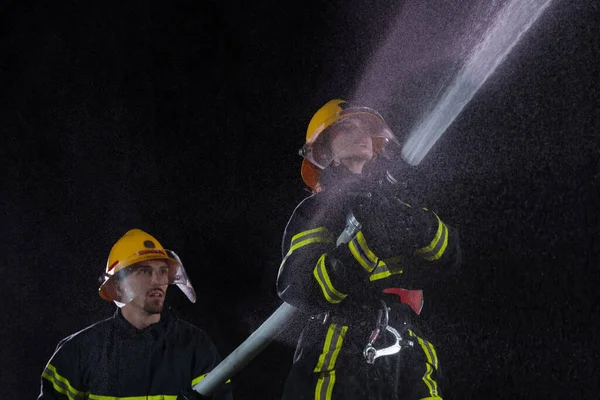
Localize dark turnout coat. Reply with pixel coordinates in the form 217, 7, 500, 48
277, 166, 461, 400
38, 308, 232, 400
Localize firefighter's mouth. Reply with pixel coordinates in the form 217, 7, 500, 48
353, 139, 370, 147
148, 289, 164, 298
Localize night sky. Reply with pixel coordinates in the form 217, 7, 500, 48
2, 0, 599, 399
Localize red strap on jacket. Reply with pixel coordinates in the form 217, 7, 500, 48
383, 288, 424, 315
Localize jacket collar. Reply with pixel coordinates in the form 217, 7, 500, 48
113, 306, 175, 339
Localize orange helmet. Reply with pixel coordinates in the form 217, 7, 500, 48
299, 99, 396, 191
98, 229, 196, 305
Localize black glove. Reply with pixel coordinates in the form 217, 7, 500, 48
349, 191, 423, 256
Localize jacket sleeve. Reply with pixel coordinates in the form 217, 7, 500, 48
368, 202, 462, 288
276, 197, 370, 313
38, 336, 85, 400
277, 196, 462, 311
189, 330, 233, 400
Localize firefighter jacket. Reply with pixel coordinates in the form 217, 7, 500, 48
38, 307, 232, 400
276, 165, 461, 399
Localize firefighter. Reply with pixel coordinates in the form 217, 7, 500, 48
277, 99, 461, 399
38, 229, 232, 400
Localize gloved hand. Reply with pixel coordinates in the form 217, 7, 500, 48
348, 191, 422, 256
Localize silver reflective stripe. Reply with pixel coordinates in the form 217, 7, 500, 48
349, 232, 378, 272
315, 370, 337, 400
42, 364, 86, 400
313, 324, 347, 372
313, 255, 347, 304
369, 257, 404, 281
280, 227, 335, 276
408, 330, 440, 397
314, 324, 348, 400
289, 227, 334, 253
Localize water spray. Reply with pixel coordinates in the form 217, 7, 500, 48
193, 1, 557, 395
401, 0, 554, 166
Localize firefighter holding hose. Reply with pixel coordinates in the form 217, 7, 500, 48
277, 99, 462, 399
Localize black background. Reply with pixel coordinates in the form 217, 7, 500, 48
2, 0, 599, 398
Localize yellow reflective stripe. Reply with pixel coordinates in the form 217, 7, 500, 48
191, 372, 231, 387
315, 370, 336, 400
421, 363, 438, 398
327, 325, 346, 371
348, 232, 378, 272
192, 373, 208, 386
42, 364, 85, 400
279, 227, 334, 276
289, 227, 334, 253
314, 324, 348, 372
356, 232, 378, 265
409, 330, 439, 370
409, 330, 440, 398
418, 397, 443, 400
313, 255, 348, 304
291, 226, 327, 242
394, 198, 413, 208
369, 257, 404, 281
314, 324, 335, 372
313, 324, 346, 399
89, 395, 178, 400
42, 363, 227, 400
428, 341, 439, 370
417, 213, 448, 261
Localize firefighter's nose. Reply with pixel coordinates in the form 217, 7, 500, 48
151, 271, 168, 286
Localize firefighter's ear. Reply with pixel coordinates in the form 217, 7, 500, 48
111, 268, 135, 302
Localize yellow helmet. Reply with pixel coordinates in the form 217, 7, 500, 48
98, 229, 196, 304
299, 99, 396, 191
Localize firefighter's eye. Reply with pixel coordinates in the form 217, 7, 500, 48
138, 268, 152, 276
159, 268, 169, 276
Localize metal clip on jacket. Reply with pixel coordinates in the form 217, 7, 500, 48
363, 300, 413, 364
336, 211, 362, 246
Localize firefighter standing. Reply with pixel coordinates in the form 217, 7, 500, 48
277, 99, 461, 399
38, 229, 233, 400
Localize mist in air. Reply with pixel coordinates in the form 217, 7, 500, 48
351, 0, 554, 166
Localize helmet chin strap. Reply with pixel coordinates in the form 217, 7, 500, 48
114, 300, 127, 308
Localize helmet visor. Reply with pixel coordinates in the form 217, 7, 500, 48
300, 110, 397, 169
165, 249, 197, 304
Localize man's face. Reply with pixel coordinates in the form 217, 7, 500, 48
119, 259, 169, 315
329, 117, 374, 165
